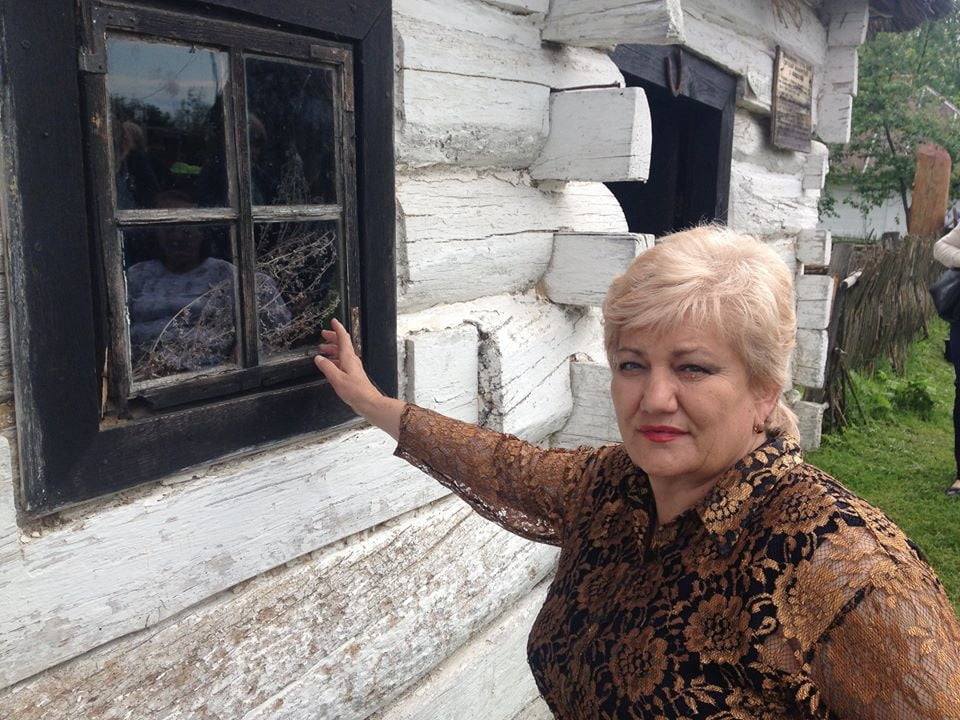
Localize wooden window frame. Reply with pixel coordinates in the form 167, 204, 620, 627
3, 0, 396, 515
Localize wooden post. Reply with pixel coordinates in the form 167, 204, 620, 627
908, 143, 952, 237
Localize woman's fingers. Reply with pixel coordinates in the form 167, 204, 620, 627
313, 318, 404, 441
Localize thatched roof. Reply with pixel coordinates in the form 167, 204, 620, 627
868, 0, 954, 33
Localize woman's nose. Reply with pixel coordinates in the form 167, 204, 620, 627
640, 369, 678, 414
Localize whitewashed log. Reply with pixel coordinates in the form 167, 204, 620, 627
0, 425, 454, 689
398, 294, 606, 442
803, 142, 830, 192
794, 328, 829, 388
761, 234, 802, 276
542, 232, 652, 306
398, 69, 550, 169
732, 110, 809, 175
0, 497, 560, 720
480, 0, 549, 14
729, 161, 819, 234
542, 0, 685, 48
395, 1, 625, 168
530, 88, 652, 182
510, 698, 555, 720
373, 581, 551, 720
553, 360, 621, 449
0, 437, 17, 563
794, 399, 828, 451
826, 0, 870, 47
478, 298, 606, 440
822, 45, 859, 97
681, 0, 826, 114
395, 1, 622, 88
817, 92, 854, 144
796, 274, 835, 330
397, 170, 628, 312
797, 228, 832, 266
406, 325, 480, 423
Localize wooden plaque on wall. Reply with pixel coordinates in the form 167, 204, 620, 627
771, 46, 813, 153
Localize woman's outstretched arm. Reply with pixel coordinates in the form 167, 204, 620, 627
313, 318, 405, 441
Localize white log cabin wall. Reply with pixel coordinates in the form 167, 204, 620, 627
0, 0, 849, 717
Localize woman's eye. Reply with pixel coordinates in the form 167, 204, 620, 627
618, 361, 643, 372
678, 364, 709, 376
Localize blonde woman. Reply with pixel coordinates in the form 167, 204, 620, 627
317, 226, 960, 719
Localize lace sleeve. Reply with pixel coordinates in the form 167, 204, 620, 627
807, 542, 960, 718
394, 404, 598, 546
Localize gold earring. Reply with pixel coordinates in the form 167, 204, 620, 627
753, 422, 764, 434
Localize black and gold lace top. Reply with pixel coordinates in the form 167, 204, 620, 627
395, 404, 960, 720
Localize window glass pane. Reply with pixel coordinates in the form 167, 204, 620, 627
107, 35, 229, 209
245, 58, 338, 206
124, 221, 240, 381
255, 221, 342, 357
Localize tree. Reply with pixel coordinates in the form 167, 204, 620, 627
823, 6, 960, 223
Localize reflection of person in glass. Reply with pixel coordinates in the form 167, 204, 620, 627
114, 118, 160, 209
126, 192, 291, 379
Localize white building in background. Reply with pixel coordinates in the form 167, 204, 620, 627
0, 0, 949, 718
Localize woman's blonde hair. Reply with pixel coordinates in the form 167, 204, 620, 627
602, 225, 799, 437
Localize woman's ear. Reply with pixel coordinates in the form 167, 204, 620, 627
754, 384, 780, 422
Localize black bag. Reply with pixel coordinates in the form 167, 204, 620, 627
930, 268, 960, 323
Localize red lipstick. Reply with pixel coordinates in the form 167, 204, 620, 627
638, 425, 684, 443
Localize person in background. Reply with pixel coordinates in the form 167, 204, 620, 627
316, 226, 960, 719
934, 221, 960, 496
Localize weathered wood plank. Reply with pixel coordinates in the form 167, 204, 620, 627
826, 0, 870, 47
531, 88, 652, 182
794, 328, 829, 388
542, 233, 652, 307
794, 399, 828, 450
395, 2, 622, 88
510, 698, 556, 720
0, 497, 559, 719
0, 425, 453, 688
553, 360, 621, 449
681, 0, 826, 114
817, 92, 854, 144
396, 171, 628, 312
729, 163, 819, 234
478, 299, 605, 440
372, 581, 550, 720
797, 228, 832, 266
396, 294, 605, 442
803, 142, 830, 192
398, 69, 550, 169
822, 45, 859, 96
481, 0, 549, 13
728, 114, 819, 233
406, 325, 480, 423
909, 143, 952, 237
796, 274, 835, 329
543, 0, 685, 48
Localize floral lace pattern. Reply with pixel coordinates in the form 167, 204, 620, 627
395, 405, 960, 720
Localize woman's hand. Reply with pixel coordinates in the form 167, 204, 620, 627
314, 318, 404, 441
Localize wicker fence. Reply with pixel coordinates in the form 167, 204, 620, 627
806, 235, 940, 428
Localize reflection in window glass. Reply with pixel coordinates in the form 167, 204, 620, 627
255, 221, 341, 357
245, 58, 337, 206
124, 222, 239, 380
107, 35, 229, 209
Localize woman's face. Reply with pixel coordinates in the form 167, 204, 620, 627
610, 323, 778, 493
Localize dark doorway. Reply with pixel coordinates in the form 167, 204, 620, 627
607, 45, 736, 237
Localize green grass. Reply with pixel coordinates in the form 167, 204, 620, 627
808, 318, 960, 611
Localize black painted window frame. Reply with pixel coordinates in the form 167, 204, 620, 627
3, 0, 396, 515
